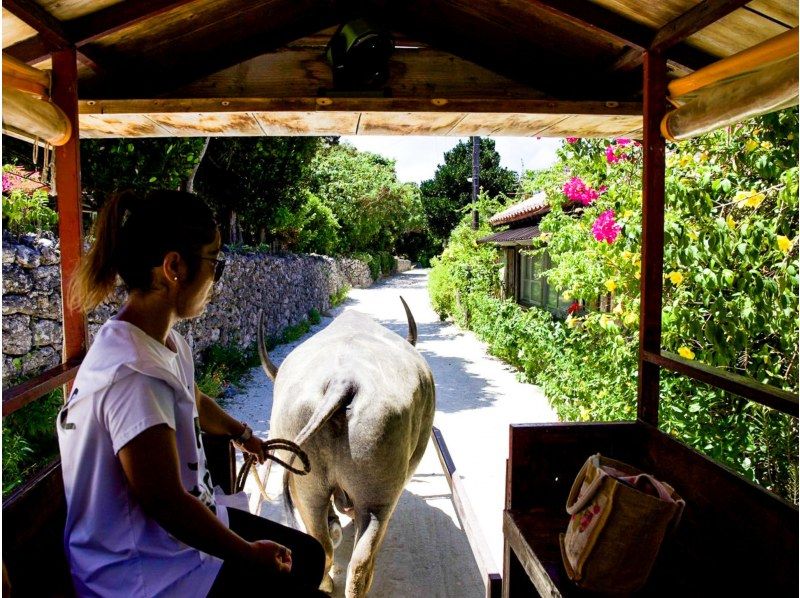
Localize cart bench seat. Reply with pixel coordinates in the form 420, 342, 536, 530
502, 421, 798, 597
2, 435, 236, 597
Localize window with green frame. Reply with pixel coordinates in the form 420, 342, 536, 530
518, 250, 569, 315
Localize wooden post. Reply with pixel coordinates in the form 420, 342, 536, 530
638, 50, 667, 426
51, 48, 87, 366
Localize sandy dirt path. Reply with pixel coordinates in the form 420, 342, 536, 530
222, 268, 557, 596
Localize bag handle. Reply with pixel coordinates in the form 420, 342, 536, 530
566, 454, 608, 515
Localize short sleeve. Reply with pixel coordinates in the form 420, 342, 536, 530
103, 369, 177, 454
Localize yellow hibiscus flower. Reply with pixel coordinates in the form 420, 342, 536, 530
605, 279, 617, 292
744, 139, 759, 153
726, 215, 736, 230
777, 235, 792, 253
735, 190, 765, 209
668, 271, 684, 285
678, 346, 695, 360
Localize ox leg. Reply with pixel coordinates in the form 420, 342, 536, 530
289, 476, 336, 593
346, 509, 391, 598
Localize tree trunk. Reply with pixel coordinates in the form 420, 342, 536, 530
181, 137, 210, 193
229, 210, 238, 244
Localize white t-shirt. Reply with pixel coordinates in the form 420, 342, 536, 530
58, 319, 227, 597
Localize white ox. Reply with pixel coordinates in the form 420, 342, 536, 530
258, 298, 435, 596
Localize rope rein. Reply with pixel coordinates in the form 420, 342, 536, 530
234, 438, 310, 494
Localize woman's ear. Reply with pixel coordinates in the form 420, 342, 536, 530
162, 251, 184, 284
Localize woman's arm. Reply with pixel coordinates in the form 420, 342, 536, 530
118, 424, 288, 570
194, 383, 265, 462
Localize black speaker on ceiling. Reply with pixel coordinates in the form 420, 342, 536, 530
326, 19, 394, 90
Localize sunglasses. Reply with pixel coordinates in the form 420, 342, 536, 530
198, 256, 226, 282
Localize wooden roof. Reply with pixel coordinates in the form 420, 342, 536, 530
3, 1, 797, 138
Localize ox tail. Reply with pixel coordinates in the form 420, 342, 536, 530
257, 310, 278, 381
282, 466, 298, 528
282, 378, 356, 527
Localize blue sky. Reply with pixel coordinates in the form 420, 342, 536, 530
339, 136, 562, 184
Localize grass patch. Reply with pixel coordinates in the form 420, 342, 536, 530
196, 342, 260, 400
3, 387, 62, 497
330, 285, 350, 307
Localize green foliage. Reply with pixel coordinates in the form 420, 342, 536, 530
1, 186, 58, 235
196, 343, 260, 399
330, 285, 350, 307
3, 388, 63, 496
420, 138, 518, 248
428, 190, 512, 322
281, 320, 311, 343
431, 109, 799, 503
269, 190, 343, 255
197, 137, 322, 245
80, 138, 207, 204
309, 142, 426, 255
308, 307, 322, 325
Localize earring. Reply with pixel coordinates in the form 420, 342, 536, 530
173, 276, 178, 281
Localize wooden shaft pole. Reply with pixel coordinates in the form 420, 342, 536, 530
51, 48, 87, 368
638, 50, 667, 426
668, 28, 798, 99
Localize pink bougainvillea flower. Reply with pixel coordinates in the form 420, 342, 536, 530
1, 174, 12, 193
566, 137, 579, 144
592, 210, 622, 244
615, 138, 632, 146
605, 144, 630, 164
562, 176, 600, 205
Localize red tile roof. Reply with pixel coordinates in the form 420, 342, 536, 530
488, 191, 549, 226
477, 225, 541, 245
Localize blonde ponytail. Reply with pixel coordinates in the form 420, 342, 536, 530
68, 191, 136, 313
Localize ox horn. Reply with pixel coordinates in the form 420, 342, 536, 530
257, 310, 279, 381
400, 296, 417, 346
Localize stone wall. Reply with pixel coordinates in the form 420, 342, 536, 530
2, 233, 376, 386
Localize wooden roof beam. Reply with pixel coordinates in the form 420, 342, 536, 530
650, 0, 754, 53
5, 0, 198, 65
3, 0, 70, 51
527, 0, 716, 72
614, 0, 756, 74
81, 10, 340, 99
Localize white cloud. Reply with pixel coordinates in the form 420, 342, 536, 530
339, 135, 562, 184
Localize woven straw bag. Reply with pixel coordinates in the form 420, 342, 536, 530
559, 454, 685, 594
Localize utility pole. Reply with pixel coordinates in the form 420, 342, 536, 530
471, 135, 480, 230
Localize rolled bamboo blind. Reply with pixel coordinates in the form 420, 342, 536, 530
2, 53, 72, 146
662, 28, 798, 141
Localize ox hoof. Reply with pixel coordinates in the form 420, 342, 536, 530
329, 515, 343, 548
320, 574, 334, 593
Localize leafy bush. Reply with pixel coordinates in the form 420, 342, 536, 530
271, 190, 341, 255
431, 109, 798, 503
196, 343, 259, 399
352, 252, 382, 280
2, 388, 63, 496
1, 170, 58, 235
308, 308, 322, 325
310, 143, 425, 255
330, 285, 350, 307
378, 251, 394, 276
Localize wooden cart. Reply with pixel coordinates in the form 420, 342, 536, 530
2, 1, 797, 596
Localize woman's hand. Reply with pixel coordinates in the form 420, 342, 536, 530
249, 540, 292, 573
238, 434, 265, 463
